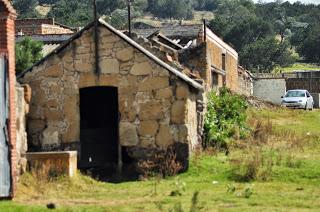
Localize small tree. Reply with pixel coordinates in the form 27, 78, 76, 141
296, 24, 320, 63
15, 37, 43, 74
240, 37, 294, 73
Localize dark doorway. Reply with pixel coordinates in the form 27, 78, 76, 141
79, 86, 119, 181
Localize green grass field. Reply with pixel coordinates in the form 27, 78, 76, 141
1, 108, 320, 211
278, 63, 320, 73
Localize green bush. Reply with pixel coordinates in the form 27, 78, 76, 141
15, 37, 43, 74
203, 88, 248, 149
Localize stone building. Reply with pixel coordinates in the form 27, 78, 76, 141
133, 23, 239, 93
18, 19, 204, 179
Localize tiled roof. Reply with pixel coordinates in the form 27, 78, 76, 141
16, 34, 73, 44
41, 44, 60, 56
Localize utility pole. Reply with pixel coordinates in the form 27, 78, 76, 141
127, 0, 133, 38
93, 0, 100, 75
203, 19, 206, 42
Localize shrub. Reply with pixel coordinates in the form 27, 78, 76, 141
15, 37, 43, 74
203, 87, 248, 149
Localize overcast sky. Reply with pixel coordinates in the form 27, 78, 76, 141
253, 0, 320, 4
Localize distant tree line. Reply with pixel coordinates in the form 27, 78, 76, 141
208, 0, 320, 72
12, 0, 320, 72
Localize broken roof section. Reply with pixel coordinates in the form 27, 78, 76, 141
133, 24, 203, 45
18, 18, 203, 91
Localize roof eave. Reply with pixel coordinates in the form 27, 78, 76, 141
18, 19, 204, 91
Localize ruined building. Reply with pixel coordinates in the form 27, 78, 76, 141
18, 19, 239, 179
133, 23, 239, 92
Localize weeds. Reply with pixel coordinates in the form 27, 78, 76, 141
138, 147, 183, 179
170, 177, 186, 196
138, 148, 183, 196
203, 87, 249, 150
167, 191, 201, 212
226, 184, 254, 199
230, 110, 312, 182
189, 191, 201, 212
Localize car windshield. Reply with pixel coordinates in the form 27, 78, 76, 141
285, 91, 305, 97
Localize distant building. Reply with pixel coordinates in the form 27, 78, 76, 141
15, 18, 75, 36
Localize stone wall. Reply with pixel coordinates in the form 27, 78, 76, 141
253, 78, 286, 105
225, 53, 238, 91
205, 30, 239, 92
15, 84, 30, 175
19, 25, 200, 168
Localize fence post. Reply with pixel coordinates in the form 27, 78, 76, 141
127, 0, 132, 38
203, 19, 206, 42
309, 72, 312, 92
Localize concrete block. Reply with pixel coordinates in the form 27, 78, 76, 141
26, 151, 77, 177
311, 93, 320, 108
253, 78, 286, 105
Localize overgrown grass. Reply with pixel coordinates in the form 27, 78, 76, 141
229, 108, 320, 182
2, 107, 320, 211
278, 63, 320, 72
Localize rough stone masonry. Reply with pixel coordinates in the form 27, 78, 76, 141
19, 20, 203, 175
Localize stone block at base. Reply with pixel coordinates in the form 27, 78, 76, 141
26, 151, 77, 177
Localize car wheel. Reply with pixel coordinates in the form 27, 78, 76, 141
309, 103, 314, 111
304, 103, 308, 110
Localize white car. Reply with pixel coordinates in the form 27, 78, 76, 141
281, 89, 314, 110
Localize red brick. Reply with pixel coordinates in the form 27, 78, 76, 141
0, 0, 17, 198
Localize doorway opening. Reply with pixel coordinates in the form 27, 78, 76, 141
79, 86, 119, 181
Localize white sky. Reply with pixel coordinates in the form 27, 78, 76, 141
253, 0, 320, 4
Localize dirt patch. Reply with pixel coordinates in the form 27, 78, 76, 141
16, 196, 157, 208
245, 96, 279, 109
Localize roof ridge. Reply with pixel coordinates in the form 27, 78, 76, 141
98, 19, 203, 90
18, 18, 203, 91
